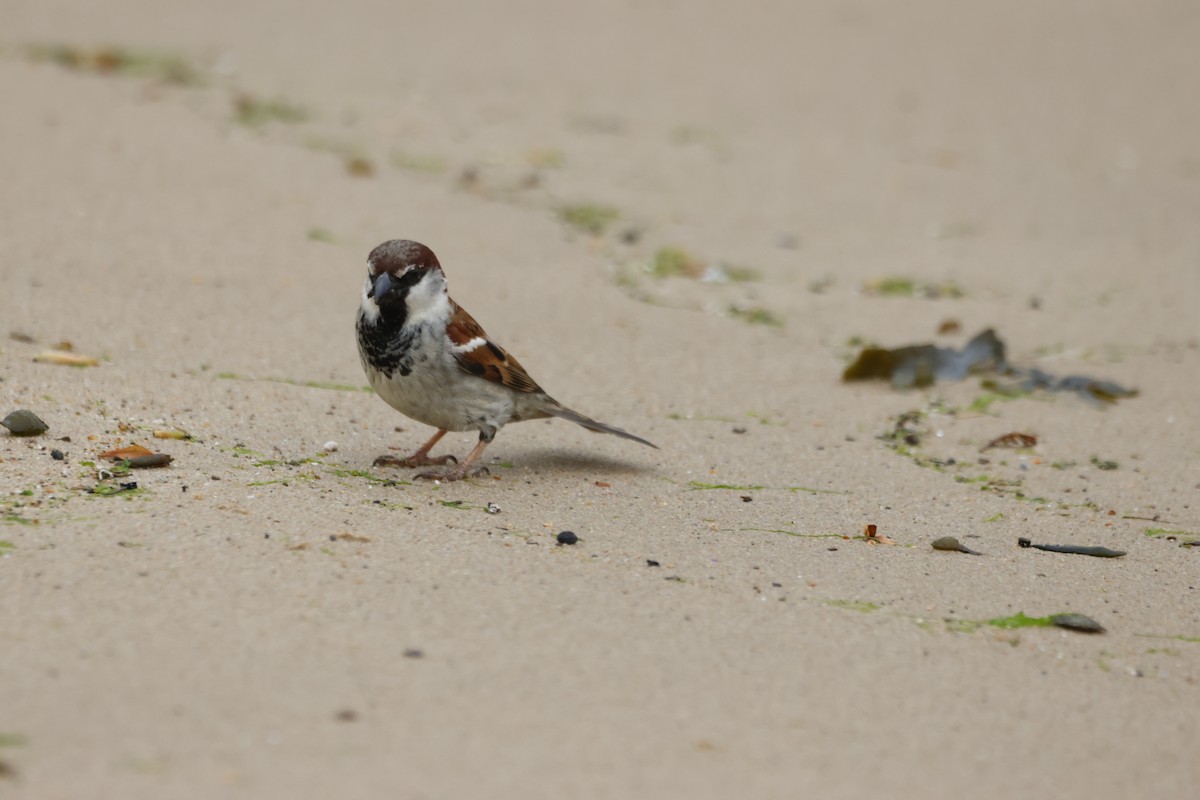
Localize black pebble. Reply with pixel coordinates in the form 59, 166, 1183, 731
557, 531, 579, 545
403, 648, 424, 659
646, 559, 660, 567
51, 449, 64, 460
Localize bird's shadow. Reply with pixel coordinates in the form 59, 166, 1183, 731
505, 447, 654, 477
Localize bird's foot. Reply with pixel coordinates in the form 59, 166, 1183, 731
414, 463, 490, 482
373, 453, 457, 468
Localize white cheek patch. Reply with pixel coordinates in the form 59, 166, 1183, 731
404, 272, 451, 327
452, 336, 487, 354
359, 278, 380, 323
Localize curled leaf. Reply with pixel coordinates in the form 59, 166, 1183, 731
99, 444, 155, 461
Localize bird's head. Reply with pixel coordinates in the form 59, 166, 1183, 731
360, 239, 448, 326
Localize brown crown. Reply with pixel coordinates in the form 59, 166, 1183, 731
367, 239, 442, 276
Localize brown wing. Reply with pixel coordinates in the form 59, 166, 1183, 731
446, 301, 543, 394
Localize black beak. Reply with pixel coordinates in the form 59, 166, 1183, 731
370, 271, 394, 302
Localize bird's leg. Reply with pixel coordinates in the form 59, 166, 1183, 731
415, 434, 492, 481
373, 429, 458, 468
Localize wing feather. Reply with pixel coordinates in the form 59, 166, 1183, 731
446, 302, 543, 394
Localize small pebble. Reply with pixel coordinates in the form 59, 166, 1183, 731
2, 409, 49, 436
646, 559, 660, 567
556, 531, 579, 546
322, 441, 338, 453
486, 502, 501, 514
402, 648, 424, 659
51, 449, 65, 460
931, 536, 982, 555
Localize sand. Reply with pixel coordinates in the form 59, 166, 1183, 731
2, 1, 1198, 797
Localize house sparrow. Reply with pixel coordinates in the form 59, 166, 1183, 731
356, 239, 656, 481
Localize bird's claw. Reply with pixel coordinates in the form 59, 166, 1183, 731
373, 453, 458, 468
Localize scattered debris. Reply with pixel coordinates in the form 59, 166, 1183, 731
646, 559, 661, 567
1144, 528, 1200, 546
153, 428, 192, 440
862, 524, 896, 545
403, 648, 424, 659
984, 611, 1104, 633
91, 481, 139, 496
2, 410, 48, 436
844, 329, 1005, 388
700, 263, 762, 284
127, 453, 172, 469
344, 156, 375, 177
931, 536, 982, 555
1020, 371, 1137, 405
332, 532, 371, 543
556, 531, 579, 546
1090, 456, 1119, 471
727, 305, 784, 327
233, 93, 308, 126
843, 328, 1137, 404
9, 331, 35, 343
1017, 538, 1126, 558
558, 203, 620, 236
862, 276, 964, 299
651, 246, 705, 278
334, 709, 359, 722
982, 432, 1037, 451
33, 350, 99, 367
937, 319, 962, 335
26, 44, 203, 86
1050, 614, 1106, 634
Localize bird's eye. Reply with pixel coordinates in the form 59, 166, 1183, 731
395, 267, 424, 288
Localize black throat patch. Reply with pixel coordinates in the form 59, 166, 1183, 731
357, 308, 418, 378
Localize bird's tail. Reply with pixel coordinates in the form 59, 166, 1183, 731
545, 403, 657, 449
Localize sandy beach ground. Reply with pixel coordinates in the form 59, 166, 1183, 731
2, 1, 1198, 797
